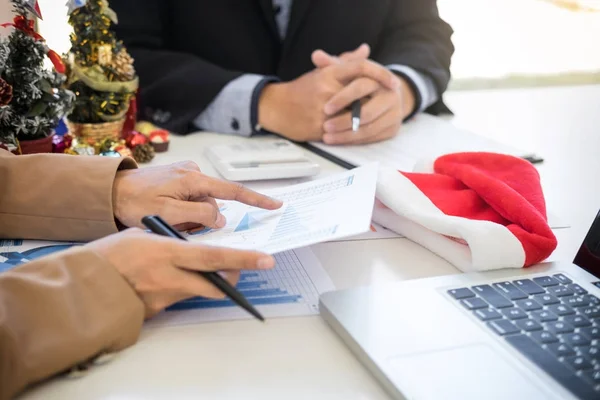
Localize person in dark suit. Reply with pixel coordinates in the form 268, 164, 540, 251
111, 0, 454, 145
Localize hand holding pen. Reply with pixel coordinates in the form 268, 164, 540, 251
142, 215, 267, 321
313, 44, 415, 145
88, 226, 275, 320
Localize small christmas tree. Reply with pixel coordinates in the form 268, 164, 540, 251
65, 0, 138, 125
0, 0, 74, 149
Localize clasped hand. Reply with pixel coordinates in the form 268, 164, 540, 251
259, 44, 416, 145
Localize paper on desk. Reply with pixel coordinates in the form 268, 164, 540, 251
311, 114, 535, 171
185, 163, 378, 254
330, 222, 403, 242
0, 241, 335, 326
145, 247, 334, 327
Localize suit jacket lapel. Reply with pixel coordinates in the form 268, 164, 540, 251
257, 0, 280, 40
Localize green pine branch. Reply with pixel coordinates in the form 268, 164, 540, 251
0, 0, 74, 141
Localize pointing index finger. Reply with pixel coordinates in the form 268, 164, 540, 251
193, 175, 283, 210
175, 242, 276, 272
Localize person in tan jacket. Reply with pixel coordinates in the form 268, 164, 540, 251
0, 149, 282, 400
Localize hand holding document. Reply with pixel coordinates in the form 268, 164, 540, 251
185, 164, 379, 254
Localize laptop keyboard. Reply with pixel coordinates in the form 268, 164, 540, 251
448, 274, 600, 400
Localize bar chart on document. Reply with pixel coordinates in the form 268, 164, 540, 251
145, 247, 335, 327
1, 240, 335, 327
184, 163, 378, 255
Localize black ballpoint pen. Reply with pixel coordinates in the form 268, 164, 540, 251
141, 215, 265, 322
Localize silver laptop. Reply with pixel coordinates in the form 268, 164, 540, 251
320, 210, 600, 400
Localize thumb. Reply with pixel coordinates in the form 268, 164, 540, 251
312, 44, 371, 69
161, 199, 226, 229
339, 43, 371, 63
312, 49, 339, 68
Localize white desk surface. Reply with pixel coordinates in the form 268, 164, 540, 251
21, 84, 600, 400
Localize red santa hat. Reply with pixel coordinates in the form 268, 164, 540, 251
373, 152, 558, 272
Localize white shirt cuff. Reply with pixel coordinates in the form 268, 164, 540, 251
387, 64, 439, 113
194, 74, 265, 136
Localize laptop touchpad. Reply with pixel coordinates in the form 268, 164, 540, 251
387, 343, 551, 400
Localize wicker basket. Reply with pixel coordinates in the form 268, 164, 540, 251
67, 118, 125, 142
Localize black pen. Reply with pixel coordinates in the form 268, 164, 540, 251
141, 215, 265, 322
351, 100, 361, 132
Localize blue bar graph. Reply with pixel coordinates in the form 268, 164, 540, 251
1, 243, 321, 317
0, 239, 23, 247
167, 267, 307, 312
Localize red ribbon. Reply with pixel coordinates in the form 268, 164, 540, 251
1, 16, 43, 41
1, 16, 65, 74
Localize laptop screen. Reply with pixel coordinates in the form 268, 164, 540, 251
573, 210, 600, 281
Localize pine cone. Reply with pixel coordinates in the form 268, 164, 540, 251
0, 78, 13, 106
132, 143, 155, 163
111, 49, 136, 81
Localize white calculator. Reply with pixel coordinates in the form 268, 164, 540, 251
205, 139, 321, 181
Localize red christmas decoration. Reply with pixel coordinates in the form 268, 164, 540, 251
149, 129, 170, 152
122, 93, 138, 137
125, 131, 149, 148
1, 16, 65, 74
44, 47, 66, 74
149, 130, 169, 142
113, 144, 133, 158
52, 134, 73, 153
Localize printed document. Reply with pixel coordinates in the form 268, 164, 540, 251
146, 247, 334, 326
185, 163, 378, 254
0, 241, 335, 326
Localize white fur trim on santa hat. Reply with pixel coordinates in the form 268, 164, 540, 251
373, 167, 526, 272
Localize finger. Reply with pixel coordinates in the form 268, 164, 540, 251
312, 49, 339, 68
323, 105, 402, 145
168, 267, 228, 300
172, 160, 202, 173
174, 243, 276, 272
324, 90, 396, 133
338, 43, 370, 62
312, 44, 370, 69
173, 198, 222, 232
220, 270, 241, 287
323, 77, 380, 116
173, 222, 205, 232
326, 122, 399, 146
332, 60, 399, 90
161, 199, 225, 229
187, 174, 283, 210
353, 124, 400, 145
205, 197, 220, 214
168, 270, 244, 302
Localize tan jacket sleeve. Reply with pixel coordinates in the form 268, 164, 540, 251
0, 246, 145, 400
0, 149, 137, 242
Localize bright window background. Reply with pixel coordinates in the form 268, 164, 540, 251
438, 0, 600, 82
16, 0, 600, 87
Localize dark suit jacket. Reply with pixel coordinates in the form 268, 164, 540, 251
112, 0, 454, 134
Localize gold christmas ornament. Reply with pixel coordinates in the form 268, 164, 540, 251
111, 48, 136, 81
68, 54, 139, 94
135, 121, 159, 136
97, 44, 113, 66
